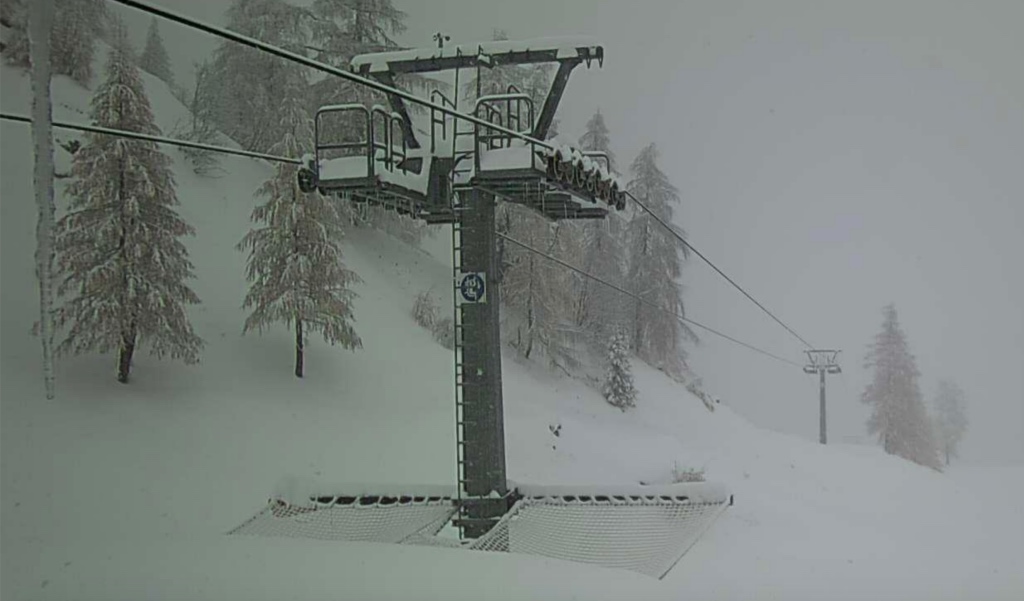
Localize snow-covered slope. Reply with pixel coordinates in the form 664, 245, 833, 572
2, 57, 1022, 601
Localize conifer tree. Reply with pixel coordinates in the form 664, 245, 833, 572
139, 17, 174, 86
54, 30, 202, 383
573, 110, 628, 351
237, 86, 362, 378
174, 60, 223, 176
3, 0, 106, 86
933, 379, 968, 466
309, 0, 406, 68
861, 304, 942, 469
500, 209, 580, 371
578, 110, 616, 173
603, 330, 637, 411
1, 0, 30, 65
625, 143, 695, 375
305, 0, 407, 127
0, 0, 21, 30
50, 0, 106, 85
205, 0, 308, 152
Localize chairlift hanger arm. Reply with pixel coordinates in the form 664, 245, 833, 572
534, 59, 579, 140
373, 71, 420, 150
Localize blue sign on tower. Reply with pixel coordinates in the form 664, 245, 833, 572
459, 272, 487, 304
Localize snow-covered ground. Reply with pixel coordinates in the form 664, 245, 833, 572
2, 56, 1022, 600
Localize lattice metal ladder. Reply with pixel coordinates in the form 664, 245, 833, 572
451, 205, 467, 503
448, 64, 474, 512
450, 146, 474, 535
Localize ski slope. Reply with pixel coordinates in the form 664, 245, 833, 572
2, 55, 1022, 601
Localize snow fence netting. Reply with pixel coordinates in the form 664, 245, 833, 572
469, 482, 732, 579
229, 493, 458, 545
229, 482, 730, 578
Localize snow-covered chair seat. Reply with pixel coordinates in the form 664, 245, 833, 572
478, 143, 544, 173
318, 151, 432, 196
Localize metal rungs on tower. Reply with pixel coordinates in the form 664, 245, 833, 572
450, 79, 471, 504
451, 177, 468, 516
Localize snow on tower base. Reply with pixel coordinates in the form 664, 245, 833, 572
228, 482, 730, 579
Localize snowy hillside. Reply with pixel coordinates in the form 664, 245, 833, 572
2, 54, 1023, 600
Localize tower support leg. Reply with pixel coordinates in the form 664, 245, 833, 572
457, 188, 507, 538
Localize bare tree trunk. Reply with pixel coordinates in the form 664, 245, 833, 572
294, 317, 304, 378
116, 321, 137, 384
575, 268, 589, 328
30, 0, 57, 399
633, 298, 642, 354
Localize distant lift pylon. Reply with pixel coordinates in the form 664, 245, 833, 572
803, 350, 842, 445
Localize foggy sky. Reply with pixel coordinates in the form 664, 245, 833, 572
123, 0, 1023, 464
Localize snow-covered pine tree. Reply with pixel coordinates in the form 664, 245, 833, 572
306, 0, 408, 138
173, 60, 223, 176
572, 213, 628, 348
496, 210, 581, 371
624, 143, 695, 376
572, 109, 628, 351
861, 304, 942, 469
307, 0, 436, 136
578, 110, 616, 173
139, 17, 174, 87
0, 0, 21, 29
1, 0, 30, 64
237, 83, 362, 378
602, 330, 637, 411
933, 379, 968, 466
51, 0, 106, 86
53, 29, 203, 384
205, 0, 308, 152
500, 207, 580, 371
308, 0, 405, 71
3, 0, 106, 85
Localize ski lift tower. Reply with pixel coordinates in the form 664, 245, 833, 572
307, 37, 621, 537
241, 37, 731, 579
